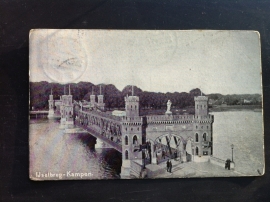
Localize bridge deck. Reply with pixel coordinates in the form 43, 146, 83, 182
74, 121, 122, 153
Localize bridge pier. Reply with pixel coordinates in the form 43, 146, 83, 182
48, 109, 55, 119
59, 118, 66, 129
121, 161, 131, 179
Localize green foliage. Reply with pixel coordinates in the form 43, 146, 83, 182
29, 81, 262, 110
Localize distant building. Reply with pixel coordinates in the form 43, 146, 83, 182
243, 99, 252, 104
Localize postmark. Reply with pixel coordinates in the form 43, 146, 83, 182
42, 36, 87, 83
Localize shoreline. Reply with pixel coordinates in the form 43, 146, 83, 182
209, 105, 262, 112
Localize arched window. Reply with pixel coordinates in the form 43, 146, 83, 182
195, 133, 198, 142
137, 127, 140, 131
203, 133, 206, 141
133, 135, 138, 145
196, 147, 199, 155
135, 105, 137, 110
131, 128, 133, 131
125, 150, 129, 159
196, 125, 198, 129
125, 136, 128, 145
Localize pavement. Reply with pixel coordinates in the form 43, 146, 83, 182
146, 158, 242, 179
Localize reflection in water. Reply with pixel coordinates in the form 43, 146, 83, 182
30, 110, 263, 179
74, 133, 122, 179
30, 119, 122, 180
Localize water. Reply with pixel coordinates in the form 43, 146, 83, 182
29, 119, 122, 180
211, 111, 264, 175
29, 111, 264, 179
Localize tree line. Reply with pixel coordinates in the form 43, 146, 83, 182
30, 81, 262, 110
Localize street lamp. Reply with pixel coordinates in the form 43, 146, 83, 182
231, 144, 234, 162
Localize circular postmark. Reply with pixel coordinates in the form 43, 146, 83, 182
42, 34, 87, 84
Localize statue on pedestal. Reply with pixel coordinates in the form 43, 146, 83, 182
166, 100, 172, 115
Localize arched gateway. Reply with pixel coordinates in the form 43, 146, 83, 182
55, 86, 214, 179
149, 134, 194, 164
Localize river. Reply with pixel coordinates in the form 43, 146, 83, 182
29, 119, 122, 180
29, 110, 264, 180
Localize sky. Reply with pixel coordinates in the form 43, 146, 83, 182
29, 29, 262, 95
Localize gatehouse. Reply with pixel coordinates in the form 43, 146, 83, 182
48, 86, 214, 178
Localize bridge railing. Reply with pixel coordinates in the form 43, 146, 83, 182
79, 109, 122, 122
74, 120, 122, 152
210, 156, 226, 167
146, 114, 194, 121
122, 116, 142, 122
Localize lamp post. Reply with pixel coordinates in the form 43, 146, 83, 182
231, 144, 234, 162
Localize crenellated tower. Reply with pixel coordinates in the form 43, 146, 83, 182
48, 88, 55, 119
60, 86, 66, 128
64, 85, 74, 129
97, 85, 105, 111
90, 86, 96, 109
60, 85, 74, 129
193, 95, 214, 162
121, 88, 143, 178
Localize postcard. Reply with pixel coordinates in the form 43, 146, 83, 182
29, 29, 264, 180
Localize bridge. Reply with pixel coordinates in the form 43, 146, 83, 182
74, 107, 122, 153
48, 86, 214, 178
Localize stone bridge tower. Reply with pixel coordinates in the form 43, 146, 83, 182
64, 85, 74, 129
60, 85, 74, 129
97, 85, 105, 111
48, 89, 55, 119
90, 86, 96, 109
193, 96, 214, 162
121, 93, 143, 178
60, 86, 66, 129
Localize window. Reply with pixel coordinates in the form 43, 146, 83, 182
133, 135, 138, 145
196, 147, 199, 155
203, 133, 206, 141
125, 136, 128, 145
196, 133, 198, 142
196, 125, 198, 129
125, 150, 129, 159
131, 128, 133, 131
137, 127, 140, 131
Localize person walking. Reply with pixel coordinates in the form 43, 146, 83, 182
174, 150, 177, 160
166, 159, 170, 172
169, 160, 172, 173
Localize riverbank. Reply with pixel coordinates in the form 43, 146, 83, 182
209, 105, 262, 112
